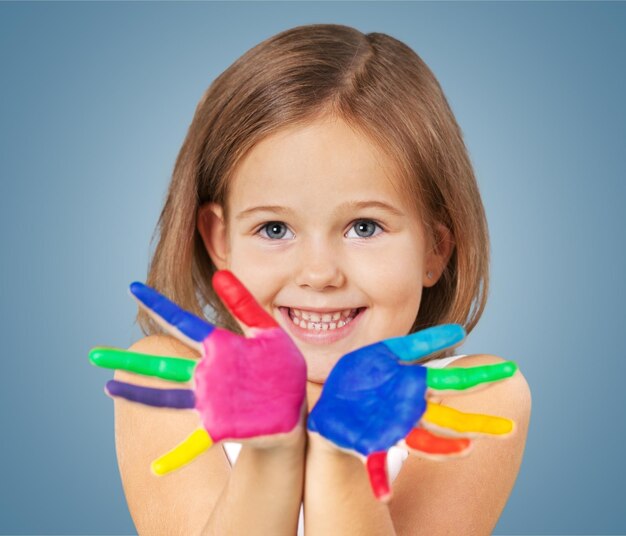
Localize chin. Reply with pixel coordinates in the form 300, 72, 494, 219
306, 370, 330, 385
303, 352, 340, 384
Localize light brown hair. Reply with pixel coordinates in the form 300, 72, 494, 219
137, 23, 490, 362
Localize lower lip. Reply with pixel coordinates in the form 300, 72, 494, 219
279, 307, 365, 345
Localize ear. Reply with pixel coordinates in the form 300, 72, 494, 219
197, 202, 230, 271
424, 223, 455, 288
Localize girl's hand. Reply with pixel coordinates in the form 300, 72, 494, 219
307, 324, 518, 503
89, 270, 307, 475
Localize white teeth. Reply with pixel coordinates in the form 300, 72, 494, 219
288, 307, 360, 331
292, 308, 354, 321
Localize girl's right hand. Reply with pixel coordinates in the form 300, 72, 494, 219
89, 270, 308, 474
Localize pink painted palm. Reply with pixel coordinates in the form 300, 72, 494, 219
89, 270, 307, 474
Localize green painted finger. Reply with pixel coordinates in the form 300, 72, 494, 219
426, 361, 518, 391
88, 347, 197, 383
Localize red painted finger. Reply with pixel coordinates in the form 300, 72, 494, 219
366, 451, 392, 503
405, 427, 471, 455
212, 270, 278, 330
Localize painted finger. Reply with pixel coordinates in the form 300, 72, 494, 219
129, 282, 215, 353
151, 427, 214, 476
404, 427, 472, 459
105, 380, 196, 409
89, 347, 196, 382
421, 401, 514, 437
366, 451, 392, 503
212, 270, 278, 331
382, 324, 466, 362
426, 361, 518, 394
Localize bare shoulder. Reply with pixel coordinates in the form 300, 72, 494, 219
389, 354, 532, 536
443, 354, 532, 417
112, 334, 230, 534
128, 333, 201, 361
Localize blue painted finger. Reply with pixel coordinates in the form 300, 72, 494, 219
129, 282, 216, 352
382, 324, 466, 362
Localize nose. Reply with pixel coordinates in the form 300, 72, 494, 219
294, 235, 346, 290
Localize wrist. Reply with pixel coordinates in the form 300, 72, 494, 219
244, 400, 308, 454
240, 433, 306, 477
307, 430, 361, 461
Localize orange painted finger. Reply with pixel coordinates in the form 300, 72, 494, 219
405, 427, 471, 456
212, 270, 278, 330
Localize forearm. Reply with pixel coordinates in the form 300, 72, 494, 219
201, 432, 305, 536
303, 433, 397, 535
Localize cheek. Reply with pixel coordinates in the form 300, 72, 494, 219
353, 245, 422, 304
229, 246, 287, 305
371, 284, 423, 339
354, 253, 423, 335
376, 269, 422, 308
230, 237, 290, 275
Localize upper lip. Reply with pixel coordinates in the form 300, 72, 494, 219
280, 306, 364, 313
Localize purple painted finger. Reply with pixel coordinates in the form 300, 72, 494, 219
105, 379, 196, 409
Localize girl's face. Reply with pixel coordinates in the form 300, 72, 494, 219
198, 116, 452, 383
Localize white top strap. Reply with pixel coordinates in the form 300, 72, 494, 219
422, 353, 467, 369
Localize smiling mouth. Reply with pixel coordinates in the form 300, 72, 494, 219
278, 306, 366, 345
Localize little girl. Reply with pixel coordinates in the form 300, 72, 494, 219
111, 23, 531, 535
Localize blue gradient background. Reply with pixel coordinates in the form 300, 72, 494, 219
1, 2, 625, 534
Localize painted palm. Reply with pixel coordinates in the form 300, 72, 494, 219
307, 325, 518, 502
89, 270, 307, 475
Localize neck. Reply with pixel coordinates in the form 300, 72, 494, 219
306, 381, 324, 413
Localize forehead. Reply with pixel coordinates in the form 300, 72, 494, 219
228, 118, 408, 213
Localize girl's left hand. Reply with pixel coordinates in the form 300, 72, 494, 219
307, 324, 518, 503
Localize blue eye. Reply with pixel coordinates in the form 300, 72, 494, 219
346, 219, 384, 239
255, 219, 384, 241
257, 222, 295, 240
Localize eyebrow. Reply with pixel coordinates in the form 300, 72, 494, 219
235, 200, 404, 220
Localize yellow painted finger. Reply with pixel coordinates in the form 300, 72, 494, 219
151, 428, 214, 475
422, 402, 514, 437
